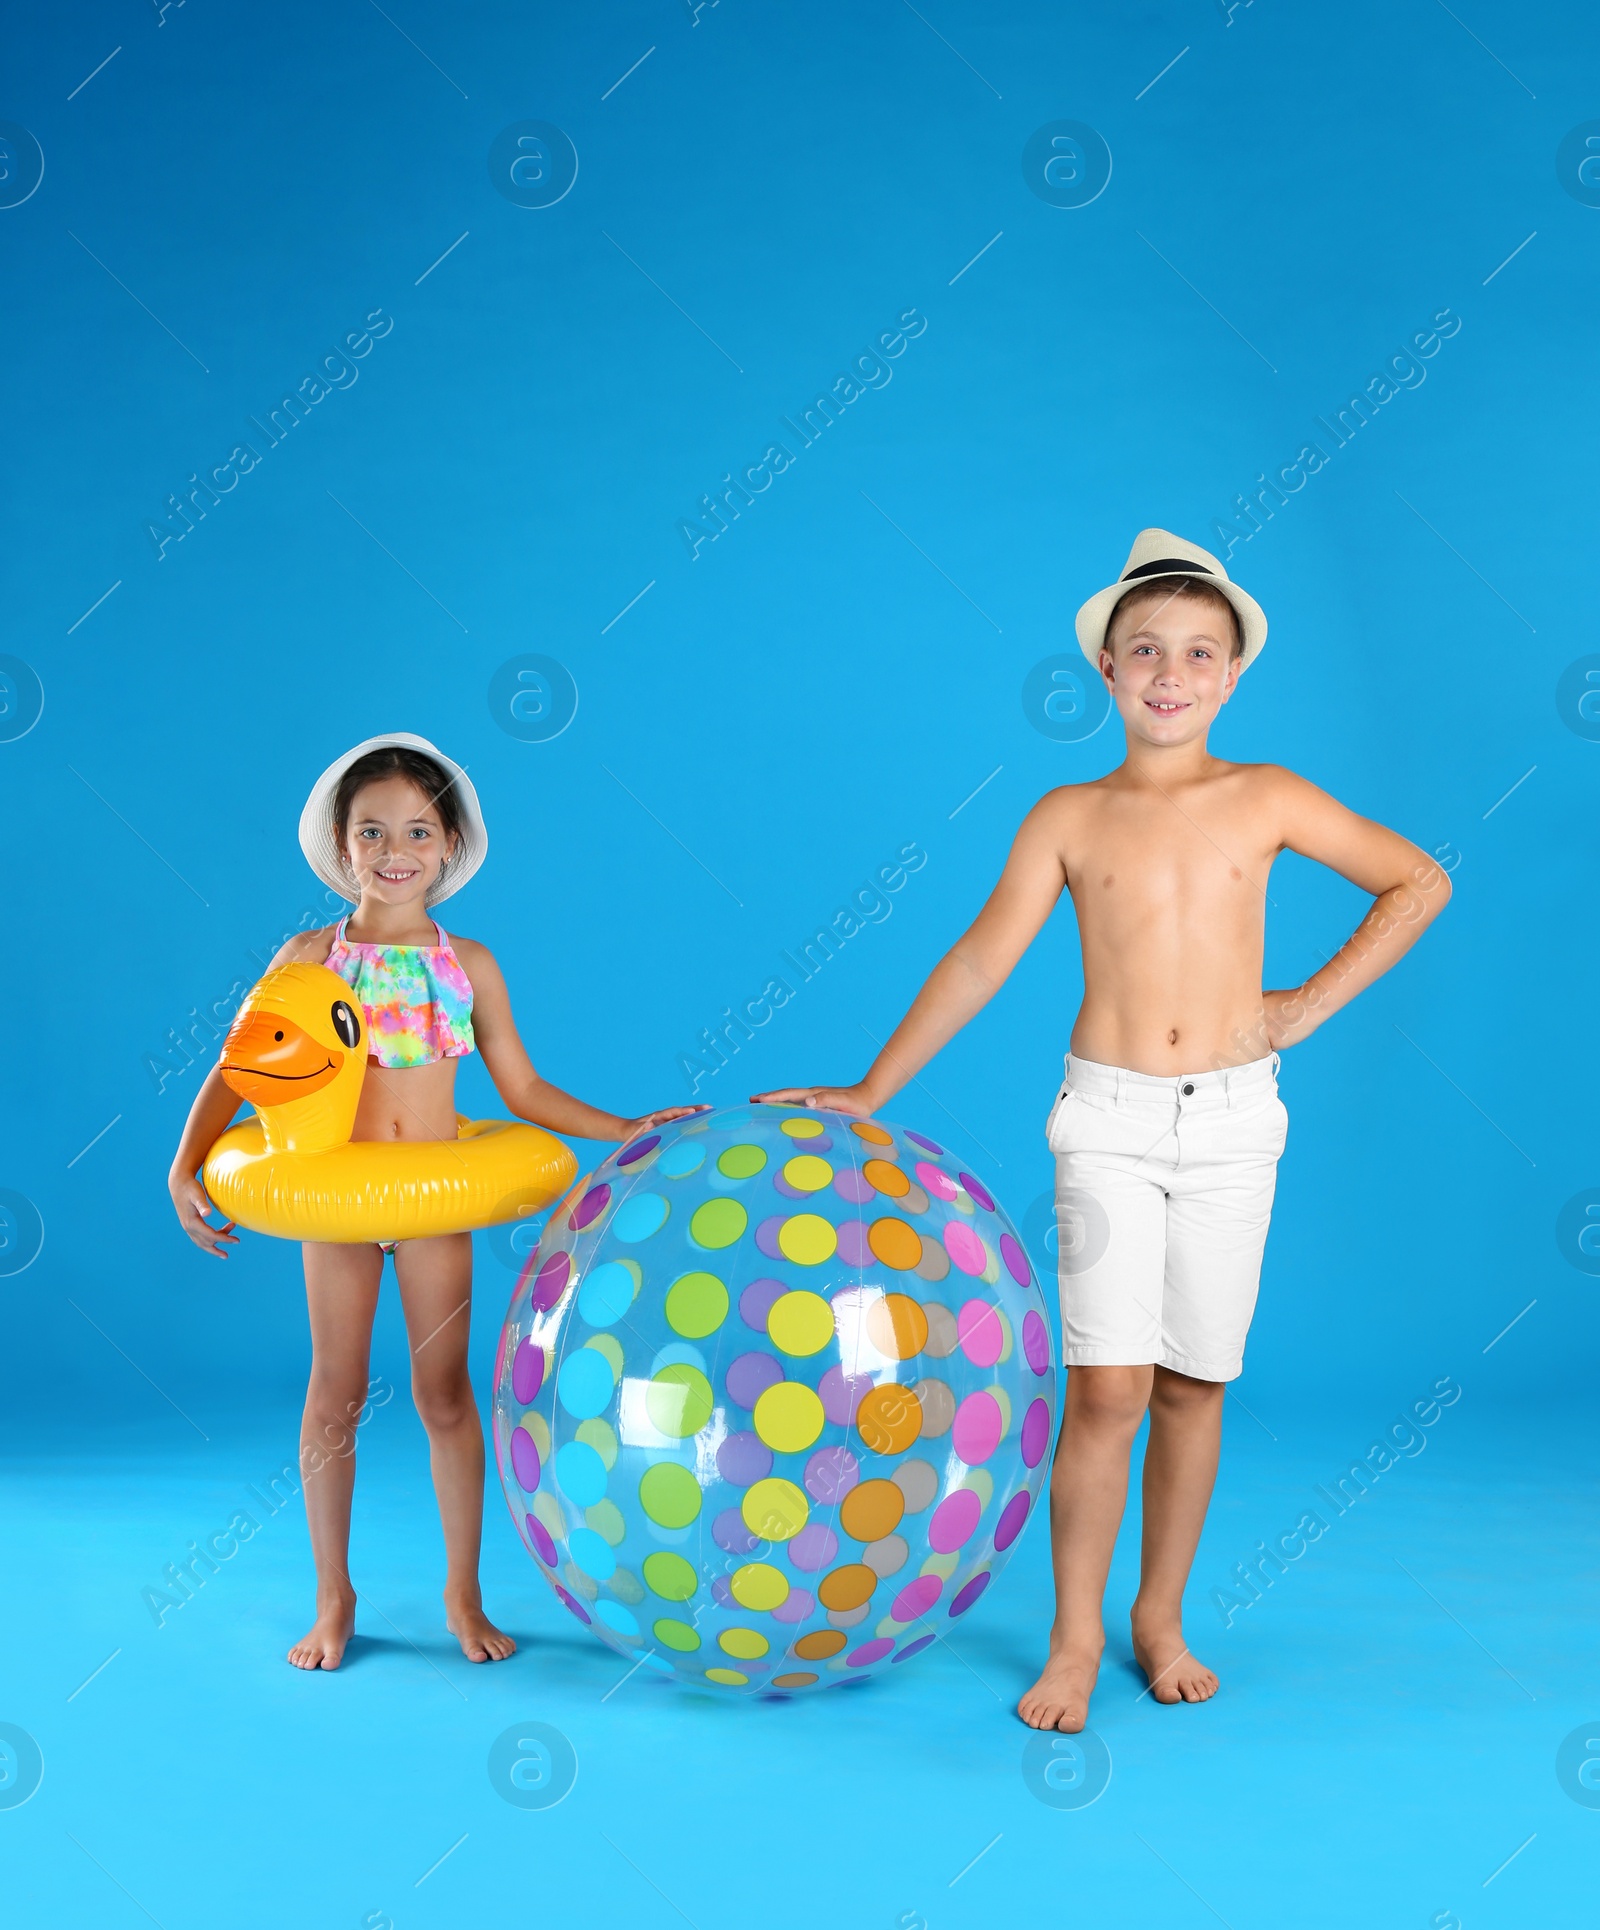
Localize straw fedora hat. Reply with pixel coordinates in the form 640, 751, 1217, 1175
1075, 528, 1267, 670
299, 732, 487, 907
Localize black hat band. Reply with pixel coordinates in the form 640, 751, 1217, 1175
1121, 557, 1214, 582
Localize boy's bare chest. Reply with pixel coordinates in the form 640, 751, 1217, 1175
1064, 791, 1279, 912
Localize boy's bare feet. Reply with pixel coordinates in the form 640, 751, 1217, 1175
1018, 1642, 1102, 1731
1131, 1610, 1218, 1706
288, 1591, 356, 1670
445, 1587, 516, 1663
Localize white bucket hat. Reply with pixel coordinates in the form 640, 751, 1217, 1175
1075, 528, 1267, 670
299, 732, 488, 907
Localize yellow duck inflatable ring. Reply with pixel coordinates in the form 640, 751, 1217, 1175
201, 963, 577, 1243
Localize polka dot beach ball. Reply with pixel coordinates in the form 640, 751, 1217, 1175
491, 1105, 1057, 1696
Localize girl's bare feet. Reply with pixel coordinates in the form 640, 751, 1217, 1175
1130, 1608, 1218, 1706
288, 1590, 356, 1670
1017, 1641, 1102, 1731
445, 1586, 516, 1663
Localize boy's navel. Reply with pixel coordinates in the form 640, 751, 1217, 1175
1102, 875, 1114, 888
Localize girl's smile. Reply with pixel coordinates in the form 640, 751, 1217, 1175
342, 773, 459, 919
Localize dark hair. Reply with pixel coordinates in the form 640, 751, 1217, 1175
1106, 577, 1243, 659
332, 747, 464, 847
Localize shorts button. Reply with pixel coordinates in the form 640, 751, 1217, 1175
1181, 1083, 1194, 1096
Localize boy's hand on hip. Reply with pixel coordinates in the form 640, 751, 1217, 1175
750, 1083, 877, 1116
1262, 988, 1320, 1051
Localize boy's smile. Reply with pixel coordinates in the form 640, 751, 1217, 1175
1099, 587, 1243, 748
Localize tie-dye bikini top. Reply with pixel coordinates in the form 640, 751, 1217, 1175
324, 917, 476, 1070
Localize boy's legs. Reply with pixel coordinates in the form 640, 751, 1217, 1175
1019, 1363, 1225, 1730
1131, 1059, 1282, 1696
1019, 1363, 1152, 1731
1023, 1064, 1170, 1727
1132, 1367, 1224, 1704
1021, 1057, 1280, 1728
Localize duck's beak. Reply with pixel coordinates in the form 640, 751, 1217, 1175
220, 1011, 344, 1105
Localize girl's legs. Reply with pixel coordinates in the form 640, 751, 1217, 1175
291, 1240, 383, 1670
393, 1232, 514, 1662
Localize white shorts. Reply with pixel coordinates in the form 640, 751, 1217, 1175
1046, 1052, 1287, 1383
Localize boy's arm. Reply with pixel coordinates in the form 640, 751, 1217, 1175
461, 940, 706, 1141
755, 794, 1071, 1115
1266, 770, 1451, 1049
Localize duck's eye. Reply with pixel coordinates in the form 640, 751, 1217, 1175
274, 1031, 284, 1042
330, 1000, 361, 1050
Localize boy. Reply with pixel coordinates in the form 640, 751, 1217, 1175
757, 528, 1449, 1731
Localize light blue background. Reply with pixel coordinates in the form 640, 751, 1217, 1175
2, 3, 1596, 1925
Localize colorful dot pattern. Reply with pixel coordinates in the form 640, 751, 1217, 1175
492, 1105, 1056, 1697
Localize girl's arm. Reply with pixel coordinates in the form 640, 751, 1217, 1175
755, 795, 1071, 1116
167, 926, 335, 1256
459, 941, 707, 1142
169, 1067, 247, 1255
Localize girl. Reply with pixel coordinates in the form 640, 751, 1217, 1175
168, 732, 702, 1671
